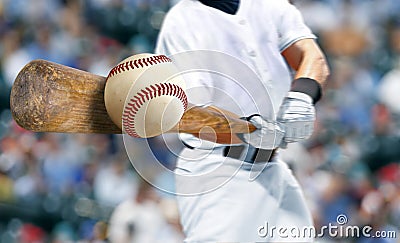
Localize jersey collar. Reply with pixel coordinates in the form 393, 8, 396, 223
198, 0, 240, 15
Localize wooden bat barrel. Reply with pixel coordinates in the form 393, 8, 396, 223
11, 59, 121, 134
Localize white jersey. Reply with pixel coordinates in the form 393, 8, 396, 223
156, 0, 315, 116
155, 0, 316, 242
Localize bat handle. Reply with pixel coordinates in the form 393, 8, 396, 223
172, 105, 257, 144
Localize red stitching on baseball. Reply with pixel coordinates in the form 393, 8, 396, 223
147, 57, 155, 65
138, 59, 144, 67
106, 55, 172, 79
133, 60, 139, 69
122, 83, 188, 138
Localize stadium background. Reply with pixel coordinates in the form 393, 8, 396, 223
0, 0, 399, 242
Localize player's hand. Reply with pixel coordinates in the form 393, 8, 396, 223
239, 115, 285, 149
277, 91, 315, 143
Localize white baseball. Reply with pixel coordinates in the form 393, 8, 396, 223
104, 53, 187, 138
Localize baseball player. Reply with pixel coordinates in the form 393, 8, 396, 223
155, 0, 329, 242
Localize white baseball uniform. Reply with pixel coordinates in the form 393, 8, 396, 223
155, 0, 316, 242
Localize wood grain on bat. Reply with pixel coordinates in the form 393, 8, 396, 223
10, 60, 256, 140
11, 60, 120, 134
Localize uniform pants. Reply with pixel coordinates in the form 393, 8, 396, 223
174, 147, 314, 242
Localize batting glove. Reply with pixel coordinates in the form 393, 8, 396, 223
277, 91, 315, 143
239, 115, 285, 149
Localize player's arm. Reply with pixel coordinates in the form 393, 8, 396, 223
282, 38, 329, 99
278, 38, 330, 144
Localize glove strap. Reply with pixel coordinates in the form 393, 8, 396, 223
287, 91, 313, 104
240, 114, 261, 122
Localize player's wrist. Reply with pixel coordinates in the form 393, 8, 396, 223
290, 77, 322, 104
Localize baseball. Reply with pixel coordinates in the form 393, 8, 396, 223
104, 53, 187, 138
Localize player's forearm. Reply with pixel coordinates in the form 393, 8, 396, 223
293, 51, 329, 85
282, 38, 329, 103
282, 39, 330, 85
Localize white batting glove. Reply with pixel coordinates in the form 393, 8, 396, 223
277, 91, 315, 143
240, 115, 285, 149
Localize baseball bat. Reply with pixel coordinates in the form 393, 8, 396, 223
10, 59, 256, 144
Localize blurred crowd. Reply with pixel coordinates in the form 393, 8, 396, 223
0, 0, 400, 242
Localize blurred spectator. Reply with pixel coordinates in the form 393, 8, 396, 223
13, 151, 45, 203
378, 58, 400, 114
50, 221, 76, 242
1, 29, 31, 87
360, 104, 400, 172
108, 180, 183, 243
93, 154, 138, 206
292, 0, 338, 33
41, 134, 82, 194
0, 168, 13, 203
19, 223, 46, 243
330, 57, 376, 133
0, 136, 25, 180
